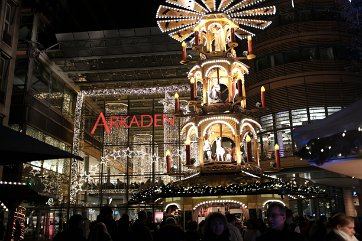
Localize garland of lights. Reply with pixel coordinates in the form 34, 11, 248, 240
296, 129, 362, 165
129, 178, 326, 203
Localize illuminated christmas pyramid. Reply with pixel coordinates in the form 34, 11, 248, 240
159, 0, 275, 174
130, 0, 326, 203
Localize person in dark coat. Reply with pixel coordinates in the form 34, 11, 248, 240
202, 212, 231, 241
96, 205, 118, 241
325, 213, 358, 241
256, 202, 303, 241
129, 210, 153, 241
155, 216, 184, 241
53, 214, 87, 241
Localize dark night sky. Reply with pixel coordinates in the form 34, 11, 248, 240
53, 0, 164, 33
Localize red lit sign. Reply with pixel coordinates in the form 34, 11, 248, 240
91, 112, 175, 134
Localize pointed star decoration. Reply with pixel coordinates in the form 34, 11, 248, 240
100, 156, 111, 166
109, 150, 122, 160
122, 147, 135, 158
80, 171, 94, 183
89, 164, 100, 175
152, 153, 160, 163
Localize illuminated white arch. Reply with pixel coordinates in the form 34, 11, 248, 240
186, 125, 198, 139
181, 122, 195, 135
193, 199, 247, 210
207, 22, 223, 31
202, 120, 236, 136
201, 59, 231, 67
240, 123, 257, 139
188, 65, 201, 78
241, 118, 262, 129
205, 65, 228, 77
262, 199, 286, 207
232, 61, 249, 74
231, 68, 244, 78
164, 203, 182, 212
198, 116, 239, 126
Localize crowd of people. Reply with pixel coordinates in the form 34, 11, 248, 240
53, 203, 361, 241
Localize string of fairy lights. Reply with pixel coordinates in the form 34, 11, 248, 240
129, 177, 326, 203
296, 129, 362, 166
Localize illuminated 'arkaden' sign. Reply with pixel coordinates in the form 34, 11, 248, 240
91, 112, 175, 134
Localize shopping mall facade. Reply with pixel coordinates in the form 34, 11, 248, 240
0, 0, 361, 239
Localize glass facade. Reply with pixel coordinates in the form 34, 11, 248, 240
259, 106, 341, 160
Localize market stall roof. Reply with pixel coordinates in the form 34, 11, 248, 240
129, 164, 326, 203
293, 99, 362, 178
0, 182, 49, 207
293, 98, 362, 149
0, 125, 83, 165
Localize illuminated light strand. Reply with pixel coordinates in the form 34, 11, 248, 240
241, 170, 260, 178
164, 202, 182, 212
202, 120, 236, 136
241, 118, 262, 129
181, 172, 200, 181
262, 199, 286, 207
165, 0, 207, 14
0, 181, 26, 185
201, 59, 231, 67
204, 64, 228, 77
198, 116, 240, 126
240, 123, 257, 140
157, 20, 199, 33
181, 122, 196, 135
188, 66, 201, 78
156, 5, 202, 19
193, 199, 247, 210
200, 0, 215, 12
186, 125, 198, 139
130, 179, 326, 203
232, 61, 249, 74
218, 0, 235, 12
169, 26, 196, 42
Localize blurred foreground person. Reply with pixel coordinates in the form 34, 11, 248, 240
326, 213, 358, 241
202, 212, 231, 241
54, 214, 87, 241
88, 222, 112, 241
256, 202, 303, 241
129, 210, 153, 241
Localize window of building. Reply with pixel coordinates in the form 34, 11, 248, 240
327, 106, 341, 116
291, 108, 308, 126
260, 132, 275, 160
260, 114, 273, 131
284, 49, 300, 63
320, 47, 334, 60
49, 74, 64, 113
275, 111, 290, 129
256, 56, 270, 71
0, 54, 10, 103
301, 47, 317, 60
276, 129, 293, 157
2, 1, 15, 45
309, 107, 326, 121
270, 53, 284, 67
